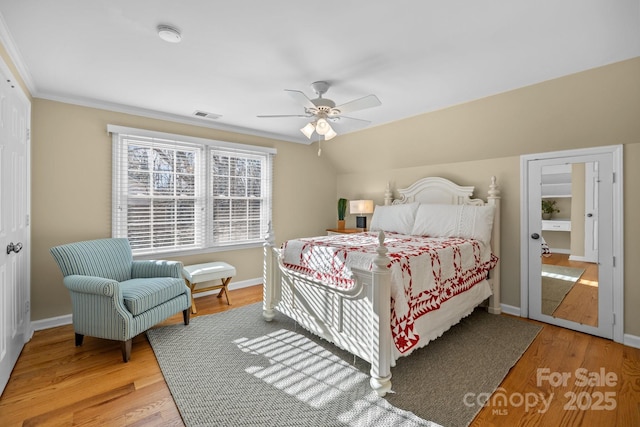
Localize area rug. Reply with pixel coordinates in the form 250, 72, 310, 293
147, 303, 541, 427
541, 264, 585, 316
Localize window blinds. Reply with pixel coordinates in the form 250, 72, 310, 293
110, 126, 275, 256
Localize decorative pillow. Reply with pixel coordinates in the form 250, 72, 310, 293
410, 203, 495, 244
369, 202, 419, 235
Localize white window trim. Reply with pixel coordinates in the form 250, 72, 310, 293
109, 125, 276, 258
107, 124, 276, 155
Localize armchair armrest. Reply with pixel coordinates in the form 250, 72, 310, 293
131, 260, 183, 279
63, 275, 120, 297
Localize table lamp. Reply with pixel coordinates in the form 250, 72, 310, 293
349, 200, 374, 230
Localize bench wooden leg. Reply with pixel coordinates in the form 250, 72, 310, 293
188, 277, 232, 312
186, 279, 198, 314
216, 277, 232, 305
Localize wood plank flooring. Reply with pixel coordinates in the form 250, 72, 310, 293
1, 285, 639, 426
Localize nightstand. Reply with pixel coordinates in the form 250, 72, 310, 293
326, 228, 364, 235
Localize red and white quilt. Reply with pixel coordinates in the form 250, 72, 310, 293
282, 232, 498, 353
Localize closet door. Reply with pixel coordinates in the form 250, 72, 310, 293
0, 64, 31, 395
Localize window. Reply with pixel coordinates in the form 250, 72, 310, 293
110, 125, 275, 256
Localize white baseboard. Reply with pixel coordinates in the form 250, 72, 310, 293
32, 314, 73, 331
31, 277, 263, 331
624, 333, 640, 349
498, 304, 640, 350
500, 303, 521, 316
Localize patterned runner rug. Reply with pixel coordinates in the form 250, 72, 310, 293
147, 303, 541, 427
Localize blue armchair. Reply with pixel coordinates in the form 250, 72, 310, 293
50, 238, 191, 362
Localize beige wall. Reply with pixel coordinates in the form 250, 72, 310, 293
327, 58, 640, 336
31, 100, 337, 320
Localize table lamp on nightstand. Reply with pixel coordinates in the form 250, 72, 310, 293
349, 200, 374, 230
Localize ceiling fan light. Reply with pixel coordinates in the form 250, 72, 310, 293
324, 127, 337, 140
315, 118, 331, 135
300, 122, 316, 139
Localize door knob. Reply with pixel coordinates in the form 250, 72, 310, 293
586, 213, 593, 217
531, 233, 540, 240
6, 242, 22, 254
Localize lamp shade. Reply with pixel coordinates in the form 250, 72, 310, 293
324, 127, 337, 140
349, 200, 374, 215
315, 118, 332, 136
300, 122, 315, 139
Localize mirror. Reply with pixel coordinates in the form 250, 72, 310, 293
539, 162, 598, 326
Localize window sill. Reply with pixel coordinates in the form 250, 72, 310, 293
132, 241, 264, 260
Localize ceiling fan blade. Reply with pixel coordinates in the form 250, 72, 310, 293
334, 94, 381, 114
331, 115, 371, 124
285, 89, 316, 109
257, 114, 311, 118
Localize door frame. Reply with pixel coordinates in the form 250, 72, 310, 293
520, 145, 624, 343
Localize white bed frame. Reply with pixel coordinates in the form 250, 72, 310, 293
263, 176, 501, 396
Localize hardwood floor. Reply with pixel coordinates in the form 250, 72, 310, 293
1, 285, 639, 426
0, 287, 262, 427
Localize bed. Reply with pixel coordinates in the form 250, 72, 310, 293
263, 176, 501, 396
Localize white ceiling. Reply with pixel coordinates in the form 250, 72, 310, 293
0, 1, 638, 144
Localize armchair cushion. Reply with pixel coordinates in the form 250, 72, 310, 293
120, 277, 188, 316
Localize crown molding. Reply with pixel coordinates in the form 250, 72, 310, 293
0, 11, 37, 94
37, 90, 310, 144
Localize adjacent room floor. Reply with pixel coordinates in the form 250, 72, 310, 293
542, 253, 598, 327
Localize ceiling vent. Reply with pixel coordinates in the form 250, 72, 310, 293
193, 110, 222, 120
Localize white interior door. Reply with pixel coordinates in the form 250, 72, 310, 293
520, 146, 623, 342
0, 63, 31, 396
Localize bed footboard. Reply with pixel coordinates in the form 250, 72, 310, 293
263, 227, 393, 396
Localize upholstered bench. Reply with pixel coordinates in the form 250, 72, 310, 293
182, 262, 236, 314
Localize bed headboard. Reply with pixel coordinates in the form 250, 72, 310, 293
385, 176, 497, 206
382, 175, 501, 314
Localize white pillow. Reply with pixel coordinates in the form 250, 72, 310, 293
369, 203, 419, 235
411, 203, 495, 244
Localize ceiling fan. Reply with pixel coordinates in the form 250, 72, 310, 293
258, 81, 381, 141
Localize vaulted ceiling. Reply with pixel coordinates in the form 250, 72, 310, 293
0, 1, 638, 144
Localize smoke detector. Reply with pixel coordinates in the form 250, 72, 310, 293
157, 25, 182, 43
